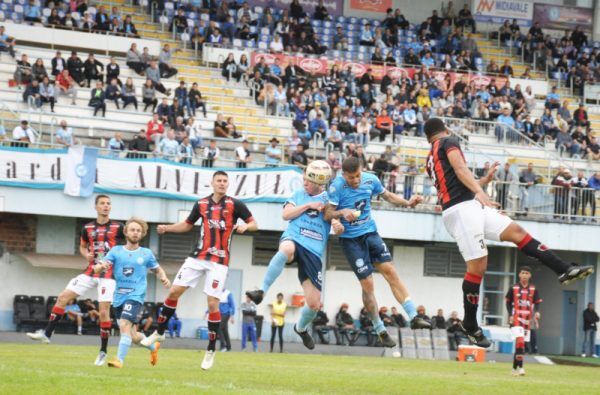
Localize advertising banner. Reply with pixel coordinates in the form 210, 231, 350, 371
0, 148, 303, 203
533, 4, 593, 33
472, 0, 533, 27
348, 0, 393, 13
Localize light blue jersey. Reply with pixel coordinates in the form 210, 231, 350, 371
327, 172, 384, 238
105, 245, 159, 307
281, 190, 331, 257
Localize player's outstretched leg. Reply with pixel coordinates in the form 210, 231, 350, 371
459, 259, 491, 348
293, 280, 319, 350
360, 276, 396, 348
376, 262, 431, 330
143, 286, 187, 347
512, 336, 526, 376
27, 290, 78, 344
246, 243, 293, 305
502, 224, 594, 284
202, 300, 221, 371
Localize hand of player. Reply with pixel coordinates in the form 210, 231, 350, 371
157, 224, 168, 234
160, 276, 171, 289
93, 262, 109, 274
340, 209, 358, 222
407, 195, 423, 208
86, 251, 95, 261
331, 219, 345, 235
475, 191, 500, 209
306, 201, 325, 211
235, 222, 248, 234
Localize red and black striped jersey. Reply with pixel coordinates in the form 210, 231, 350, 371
185, 194, 254, 266
426, 136, 475, 210
505, 283, 542, 330
80, 220, 125, 279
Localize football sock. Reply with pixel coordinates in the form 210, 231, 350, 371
401, 297, 417, 320
100, 321, 111, 353
372, 316, 386, 334
139, 335, 156, 351
157, 298, 178, 335
514, 337, 525, 369
117, 335, 132, 363
517, 234, 571, 275
297, 305, 317, 332
261, 251, 288, 293
44, 306, 65, 338
77, 325, 82, 333
462, 272, 482, 331
207, 311, 221, 352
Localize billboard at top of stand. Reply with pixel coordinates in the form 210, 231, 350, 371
245, 0, 344, 17
472, 0, 533, 27
533, 3, 593, 33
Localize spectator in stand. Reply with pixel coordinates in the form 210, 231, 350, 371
142, 78, 158, 112
500, 59, 514, 76
80, 299, 100, 325
240, 295, 258, 352
146, 60, 171, 96
50, 51, 66, 78
290, 144, 308, 166
415, 306, 431, 325
446, 311, 464, 350
390, 307, 406, 328
326, 124, 343, 152
432, 309, 446, 329
235, 139, 252, 168
571, 170, 594, 218
159, 129, 179, 160
270, 293, 287, 353
264, 137, 282, 167
105, 78, 122, 109
108, 132, 125, 155
326, 152, 341, 178
222, 53, 240, 82
11, 120, 36, 147
64, 299, 83, 335
586, 136, 600, 161
495, 162, 513, 210
403, 159, 418, 200
56, 120, 74, 146
14, 54, 32, 85
573, 103, 590, 129
335, 304, 360, 346
66, 51, 84, 87
121, 77, 138, 110
126, 43, 146, 75
495, 107, 516, 142
309, 112, 328, 141
127, 130, 150, 159
358, 307, 375, 346
0, 26, 16, 58
202, 139, 220, 167
311, 309, 331, 345
23, 0, 41, 23
156, 98, 172, 125
174, 80, 192, 118
456, 4, 475, 32
582, 303, 599, 358
158, 44, 179, 79
170, 8, 188, 34
88, 81, 106, 117
188, 82, 207, 118
120, 15, 138, 37
146, 113, 164, 146
545, 86, 560, 110
213, 113, 229, 138
379, 307, 394, 327
359, 23, 375, 46
269, 34, 284, 54
83, 53, 103, 88
518, 162, 538, 215
23, 79, 41, 109
556, 126, 580, 157
374, 109, 393, 142
105, 57, 121, 87
31, 58, 48, 82
552, 167, 572, 218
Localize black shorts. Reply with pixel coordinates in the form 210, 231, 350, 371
283, 238, 323, 291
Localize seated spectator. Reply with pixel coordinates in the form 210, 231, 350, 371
83, 53, 104, 88
415, 306, 431, 325
56, 69, 78, 105
146, 113, 165, 146
390, 307, 406, 328
265, 137, 282, 167
120, 15, 138, 37
457, 3, 476, 32
145, 60, 171, 96
446, 311, 464, 350
326, 152, 341, 177
67, 51, 84, 87
0, 26, 16, 58
335, 304, 360, 346
360, 23, 375, 46
556, 127, 580, 157
156, 98, 172, 125
121, 77, 138, 110
108, 132, 125, 155
309, 112, 328, 140
311, 309, 331, 344
486, 59, 499, 74
14, 54, 32, 85
80, 299, 100, 324
269, 34, 284, 54
358, 307, 375, 346
235, 139, 252, 168
126, 43, 146, 75
379, 307, 394, 327
545, 86, 560, 110
166, 312, 183, 338
222, 53, 240, 82
128, 129, 151, 159
88, 81, 106, 117
23, 79, 41, 109
202, 139, 220, 167
24, 0, 42, 23
187, 83, 206, 118
105, 78, 122, 109
573, 103, 590, 128
105, 57, 121, 87
495, 107, 516, 142
139, 304, 154, 334
290, 144, 308, 166
159, 129, 179, 160
56, 120, 74, 146
432, 309, 446, 329
11, 120, 36, 147
326, 124, 343, 152
586, 135, 600, 161
178, 136, 194, 164
142, 78, 158, 112
64, 299, 83, 335
31, 58, 48, 82
158, 44, 178, 79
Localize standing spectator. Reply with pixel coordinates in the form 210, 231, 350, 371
158, 130, 179, 160
390, 307, 407, 328
495, 162, 513, 210
121, 77, 138, 110
240, 295, 258, 352
265, 137, 282, 167
39, 76, 56, 112
236, 139, 252, 168
142, 79, 158, 112
403, 159, 418, 200
582, 303, 599, 358
88, 81, 106, 117
55, 120, 74, 146
128, 129, 150, 159
552, 167, 572, 218
167, 311, 182, 338
571, 171, 594, 218
83, 53, 104, 88
108, 132, 125, 155
202, 139, 220, 168
158, 44, 179, 79
56, 70, 77, 105
270, 293, 286, 353
217, 288, 235, 352
0, 26, 16, 58
432, 309, 446, 329
11, 120, 36, 147
518, 163, 538, 214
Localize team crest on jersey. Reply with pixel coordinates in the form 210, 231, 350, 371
101, 287, 106, 295
137, 257, 145, 265
355, 259, 365, 268
123, 267, 134, 277
329, 186, 336, 193
212, 280, 220, 289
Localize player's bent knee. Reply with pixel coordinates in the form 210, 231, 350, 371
466, 257, 488, 276
501, 222, 527, 243
359, 276, 375, 292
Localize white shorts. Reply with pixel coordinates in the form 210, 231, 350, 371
173, 257, 228, 299
442, 199, 512, 261
66, 274, 116, 303
510, 326, 531, 342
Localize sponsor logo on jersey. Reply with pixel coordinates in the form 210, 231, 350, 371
208, 219, 226, 230
354, 200, 367, 211
117, 287, 135, 294
123, 267, 134, 277
300, 228, 324, 241
207, 247, 226, 258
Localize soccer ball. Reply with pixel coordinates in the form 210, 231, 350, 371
305, 160, 332, 185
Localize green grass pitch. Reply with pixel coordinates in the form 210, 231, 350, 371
1, 343, 600, 394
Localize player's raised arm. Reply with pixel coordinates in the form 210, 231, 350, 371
282, 201, 324, 221
157, 202, 200, 234
478, 161, 500, 188
152, 266, 171, 288
447, 149, 499, 208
